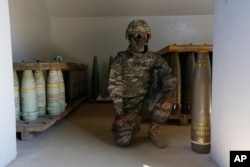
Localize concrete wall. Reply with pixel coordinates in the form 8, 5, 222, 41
212, 1, 250, 167
0, 0, 17, 166
2, 1, 51, 165
8, 0, 213, 98
51, 15, 213, 97
9, 0, 52, 62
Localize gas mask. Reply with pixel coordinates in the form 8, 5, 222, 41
129, 32, 148, 51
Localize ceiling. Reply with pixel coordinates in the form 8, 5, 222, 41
44, 0, 214, 17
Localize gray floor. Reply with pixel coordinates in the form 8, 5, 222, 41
8, 103, 218, 167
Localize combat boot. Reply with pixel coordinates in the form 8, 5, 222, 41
148, 122, 166, 148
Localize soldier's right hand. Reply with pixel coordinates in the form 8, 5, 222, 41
159, 93, 173, 110
115, 114, 127, 127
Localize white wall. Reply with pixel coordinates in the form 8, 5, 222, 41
51, 15, 213, 97
212, 1, 250, 167
9, 0, 52, 62
0, 0, 17, 166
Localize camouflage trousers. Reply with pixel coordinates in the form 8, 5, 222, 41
112, 93, 172, 147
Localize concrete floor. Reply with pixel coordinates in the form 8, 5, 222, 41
8, 103, 218, 167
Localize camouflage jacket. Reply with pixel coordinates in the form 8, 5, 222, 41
108, 46, 176, 115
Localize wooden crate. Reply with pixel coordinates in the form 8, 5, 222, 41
14, 62, 89, 140
154, 44, 213, 126
141, 114, 191, 126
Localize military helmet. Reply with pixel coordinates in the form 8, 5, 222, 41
125, 20, 151, 39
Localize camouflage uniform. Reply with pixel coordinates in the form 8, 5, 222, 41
108, 46, 176, 146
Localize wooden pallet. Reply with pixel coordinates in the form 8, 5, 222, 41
141, 114, 191, 126
168, 114, 191, 126
157, 44, 213, 55
13, 62, 88, 71
16, 96, 86, 141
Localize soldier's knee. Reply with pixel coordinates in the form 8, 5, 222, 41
152, 107, 171, 123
